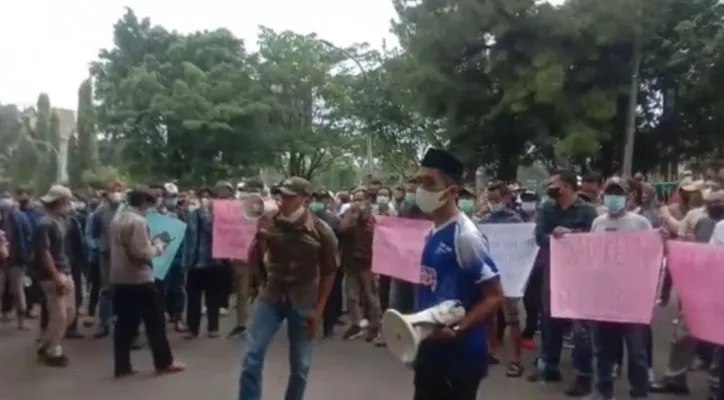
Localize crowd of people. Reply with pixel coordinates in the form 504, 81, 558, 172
0, 150, 723, 400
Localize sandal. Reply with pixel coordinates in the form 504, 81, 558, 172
506, 361, 524, 378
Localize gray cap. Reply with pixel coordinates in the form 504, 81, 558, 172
277, 177, 313, 196
40, 184, 72, 204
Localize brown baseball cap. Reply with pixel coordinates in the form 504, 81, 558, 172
277, 177, 313, 196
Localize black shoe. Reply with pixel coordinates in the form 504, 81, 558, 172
649, 378, 690, 395
114, 370, 137, 379
93, 328, 110, 339
41, 353, 69, 367
563, 376, 592, 397
227, 325, 246, 338
36, 345, 48, 358
527, 368, 563, 383
65, 330, 84, 339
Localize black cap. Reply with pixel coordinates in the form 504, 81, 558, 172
420, 148, 464, 184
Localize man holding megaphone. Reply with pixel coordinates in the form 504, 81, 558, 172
389, 148, 504, 400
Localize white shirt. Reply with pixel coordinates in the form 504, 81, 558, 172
709, 220, 724, 245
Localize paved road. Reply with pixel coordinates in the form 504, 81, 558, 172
0, 303, 712, 400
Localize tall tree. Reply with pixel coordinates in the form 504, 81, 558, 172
71, 78, 99, 186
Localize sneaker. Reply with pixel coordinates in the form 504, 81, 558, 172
611, 364, 621, 379
342, 325, 364, 340
41, 353, 69, 368
114, 370, 138, 379
563, 376, 592, 397
649, 377, 690, 395
219, 308, 229, 316
527, 368, 563, 383
373, 333, 386, 347
174, 320, 188, 333
365, 327, 380, 342
647, 368, 655, 384
227, 325, 246, 338
82, 318, 95, 328
156, 362, 185, 375
208, 331, 220, 338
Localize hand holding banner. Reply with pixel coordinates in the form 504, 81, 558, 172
478, 223, 539, 297
211, 200, 255, 261
550, 230, 663, 323
372, 217, 429, 283
667, 241, 724, 345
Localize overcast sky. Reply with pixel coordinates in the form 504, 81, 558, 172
0, 0, 559, 110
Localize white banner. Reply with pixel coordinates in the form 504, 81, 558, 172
477, 223, 539, 297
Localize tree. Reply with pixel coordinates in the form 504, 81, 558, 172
69, 78, 99, 187
254, 27, 359, 179
92, 8, 270, 184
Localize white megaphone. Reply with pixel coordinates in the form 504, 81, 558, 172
242, 193, 279, 221
381, 300, 466, 366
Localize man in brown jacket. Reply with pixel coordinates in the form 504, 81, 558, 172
238, 177, 338, 400
339, 186, 381, 342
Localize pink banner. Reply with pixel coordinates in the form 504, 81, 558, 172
667, 241, 724, 345
550, 230, 663, 323
211, 200, 255, 261
372, 217, 430, 283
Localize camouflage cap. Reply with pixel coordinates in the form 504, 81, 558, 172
277, 177, 313, 197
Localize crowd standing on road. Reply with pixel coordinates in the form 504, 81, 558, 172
1, 151, 724, 400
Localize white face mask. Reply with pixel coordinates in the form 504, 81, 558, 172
521, 201, 537, 213
109, 192, 124, 204
415, 187, 446, 213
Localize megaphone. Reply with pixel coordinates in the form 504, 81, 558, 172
381, 300, 466, 366
242, 193, 279, 221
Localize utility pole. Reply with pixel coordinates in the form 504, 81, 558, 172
622, 1, 643, 178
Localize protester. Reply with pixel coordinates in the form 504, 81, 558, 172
109, 186, 184, 378
34, 184, 76, 367
373, 185, 397, 216
589, 177, 653, 399
62, 201, 86, 339
184, 186, 227, 339
479, 181, 525, 376
310, 190, 343, 339
339, 186, 381, 343
529, 169, 597, 397
0, 192, 31, 330
579, 171, 603, 205
89, 179, 125, 338
458, 186, 476, 217
238, 177, 338, 400
411, 148, 503, 399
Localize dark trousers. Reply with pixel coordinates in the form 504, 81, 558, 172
413, 368, 481, 400
220, 262, 232, 309
323, 269, 344, 334
1, 278, 11, 313
378, 275, 390, 311
522, 267, 543, 339
87, 260, 101, 316
593, 322, 649, 397
164, 264, 186, 318
186, 265, 226, 335
612, 324, 653, 368
112, 283, 173, 375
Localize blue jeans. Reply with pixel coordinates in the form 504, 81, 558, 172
592, 322, 648, 397
538, 314, 593, 376
238, 298, 314, 400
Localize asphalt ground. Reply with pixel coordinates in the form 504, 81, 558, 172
0, 301, 712, 400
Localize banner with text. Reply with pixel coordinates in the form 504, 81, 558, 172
667, 241, 724, 345
478, 223, 539, 297
211, 200, 255, 261
550, 230, 663, 323
372, 217, 430, 283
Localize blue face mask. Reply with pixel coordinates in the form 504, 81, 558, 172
310, 202, 324, 212
489, 203, 504, 213
603, 195, 626, 213
404, 192, 416, 204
